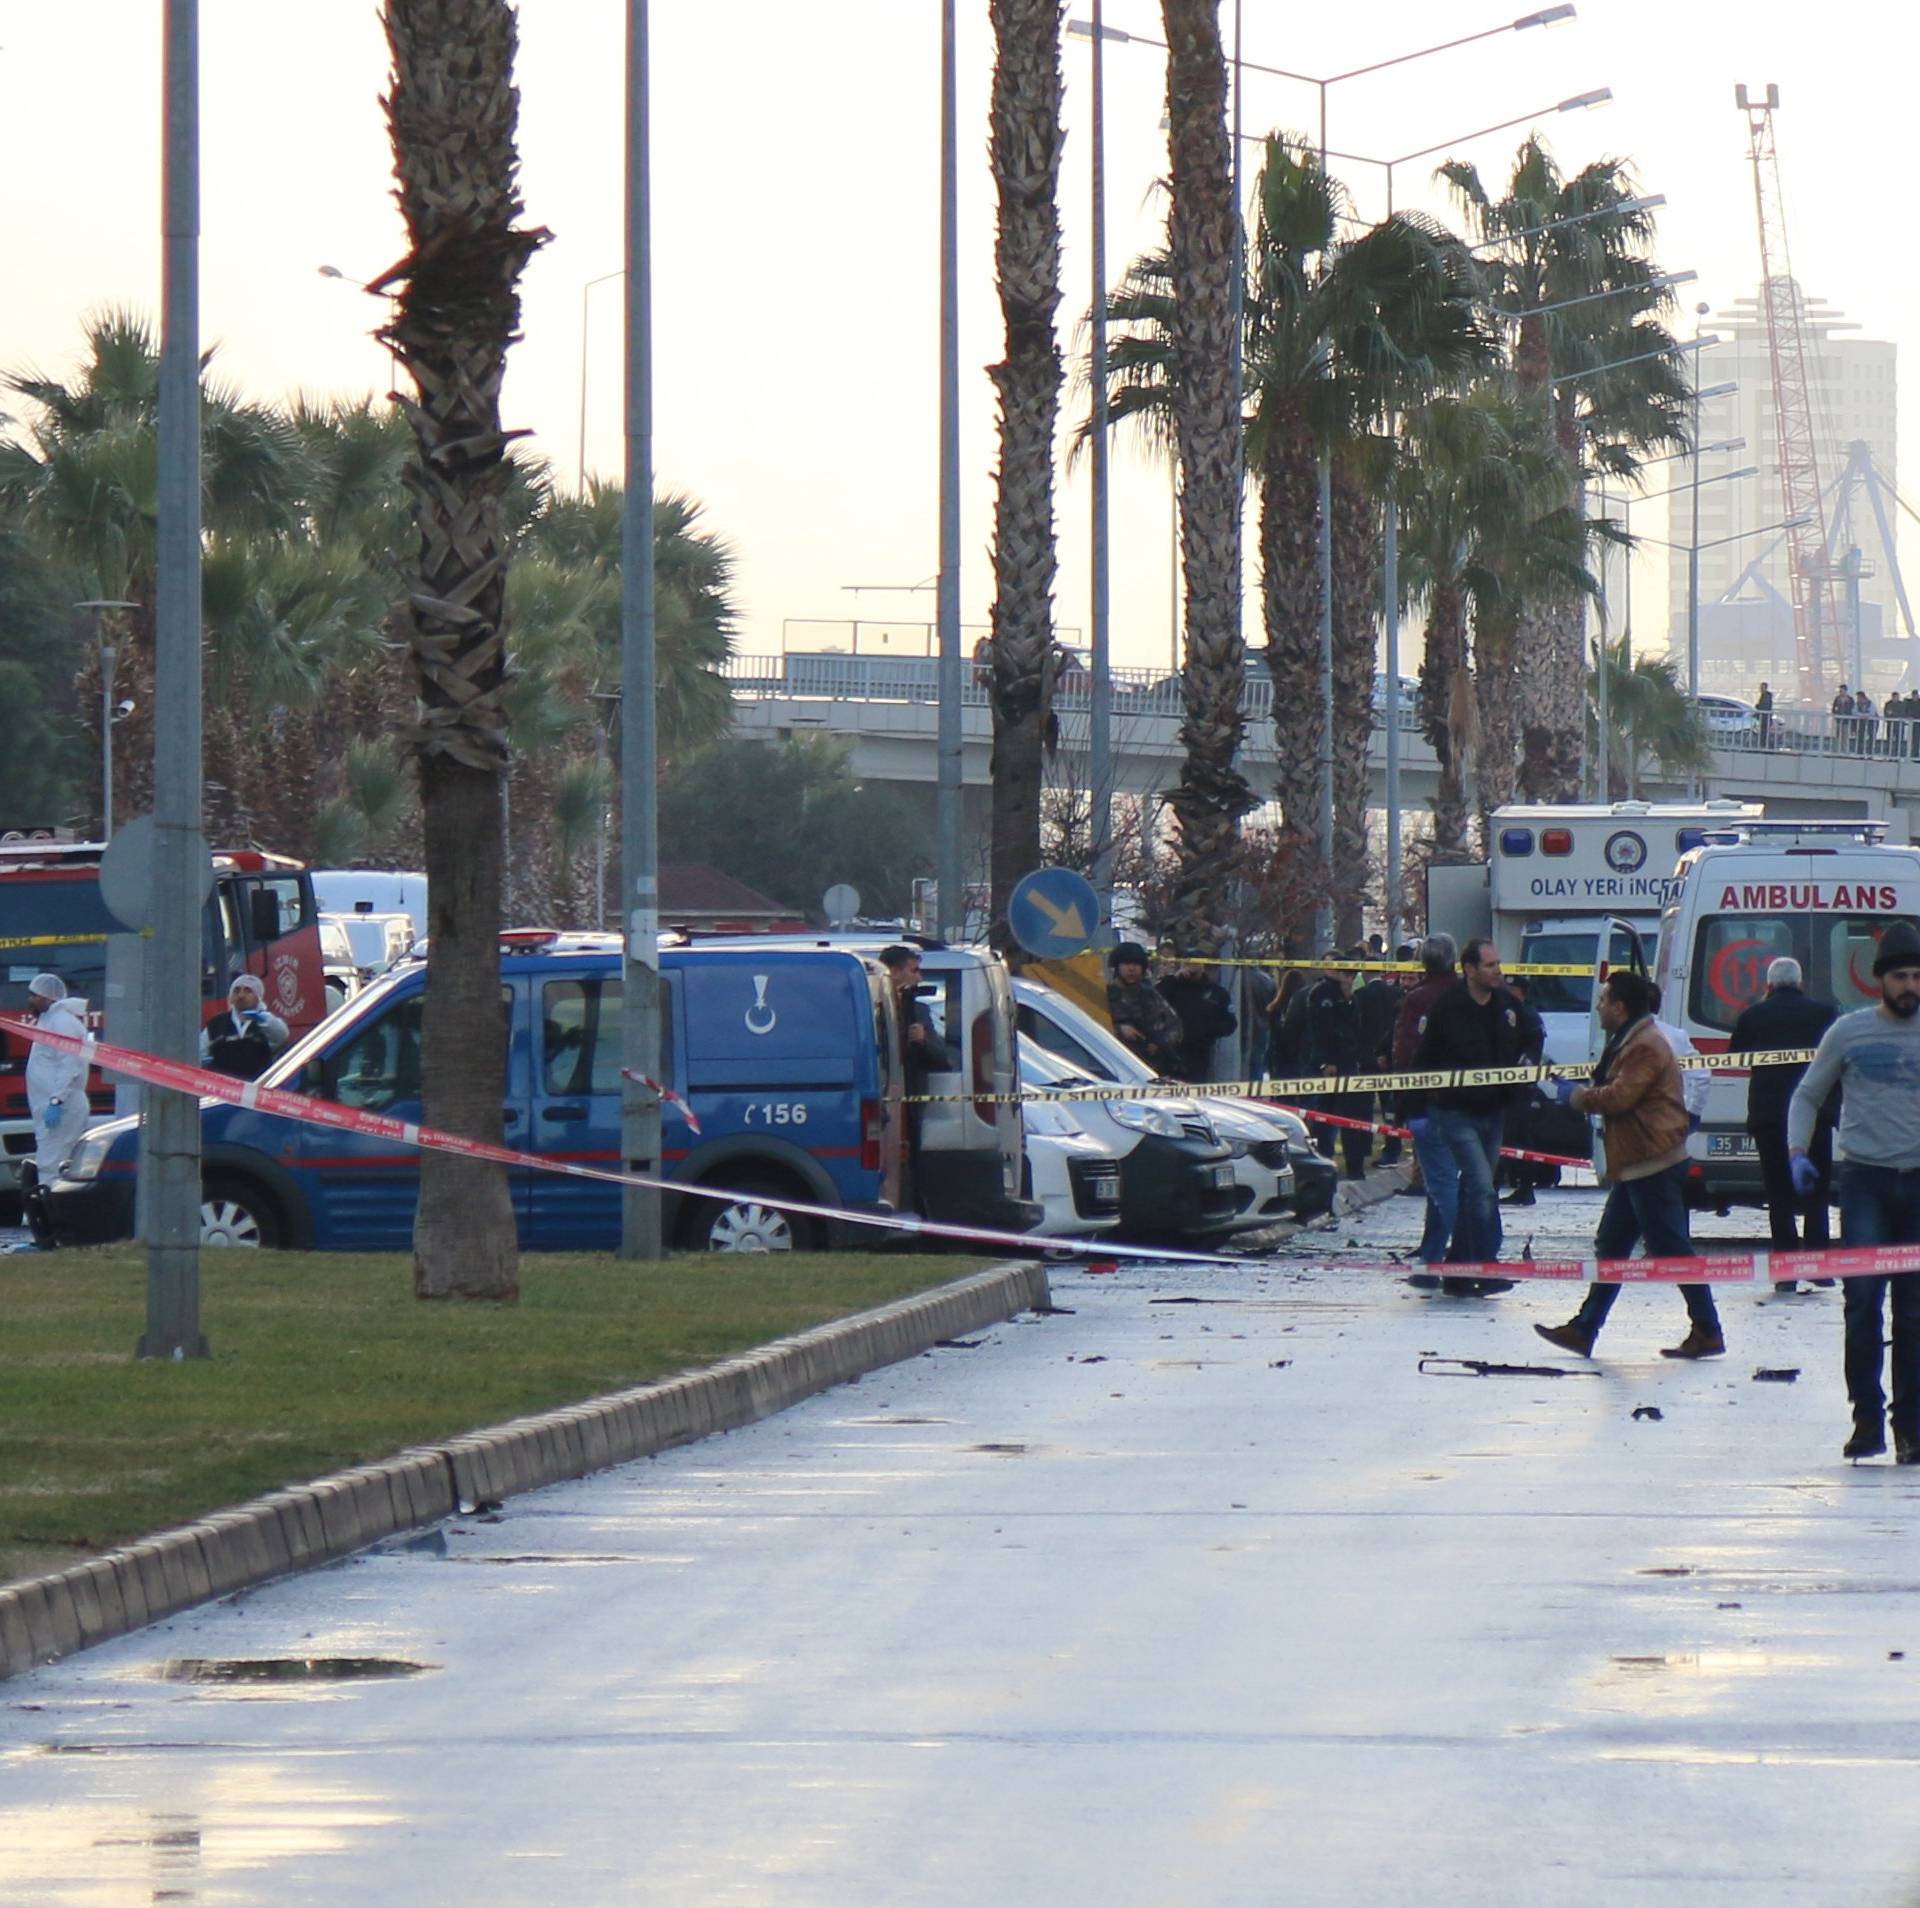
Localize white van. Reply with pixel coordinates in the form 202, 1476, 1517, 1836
1654, 818, 1920, 1210
310, 870, 429, 944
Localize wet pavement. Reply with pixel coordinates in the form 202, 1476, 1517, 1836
4, 1185, 1919, 1905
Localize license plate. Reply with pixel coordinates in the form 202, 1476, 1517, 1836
1707, 1134, 1757, 1158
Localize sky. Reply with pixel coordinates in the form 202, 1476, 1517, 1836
4, 1, 1913, 684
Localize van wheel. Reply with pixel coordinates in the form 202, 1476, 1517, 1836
200, 1175, 284, 1250
679, 1176, 822, 1253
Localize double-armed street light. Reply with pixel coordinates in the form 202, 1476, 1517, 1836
1072, 5, 1587, 949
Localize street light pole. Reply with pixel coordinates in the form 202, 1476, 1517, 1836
619, 0, 663, 1260
141, 0, 207, 1359
935, 0, 964, 939
577, 267, 625, 491
1087, 0, 1114, 923
75, 600, 137, 842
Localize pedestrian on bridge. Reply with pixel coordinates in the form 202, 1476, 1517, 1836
1788, 920, 1920, 1464
1534, 969, 1725, 1362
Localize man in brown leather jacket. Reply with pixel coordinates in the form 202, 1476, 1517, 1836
1533, 969, 1725, 1361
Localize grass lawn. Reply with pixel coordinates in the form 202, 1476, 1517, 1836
0, 1245, 984, 1589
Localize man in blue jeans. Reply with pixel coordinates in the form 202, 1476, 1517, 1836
1409, 937, 1526, 1297
1788, 918, 1920, 1464
1533, 969, 1725, 1361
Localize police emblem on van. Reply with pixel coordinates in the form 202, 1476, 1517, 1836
1604, 830, 1647, 874
745, 974, 777, 1035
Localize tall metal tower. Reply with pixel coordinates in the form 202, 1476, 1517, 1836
1735, 84, 1844, 698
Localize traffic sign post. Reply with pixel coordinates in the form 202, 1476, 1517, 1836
822, 883, 860, 929
1008, 867, 1101, 960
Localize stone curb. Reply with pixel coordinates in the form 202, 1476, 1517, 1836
0, 1260, 1051, 1683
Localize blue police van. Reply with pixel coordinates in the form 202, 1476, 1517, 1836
47, 934, 910, 1252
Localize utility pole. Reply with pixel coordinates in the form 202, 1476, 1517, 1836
619, 0, 663, 1259
935, 0, 964, 939
1087, 0, 1113, 925
140, 0, 207, 1359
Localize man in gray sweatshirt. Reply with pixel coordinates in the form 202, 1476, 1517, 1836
1788, 917, 1920, 1463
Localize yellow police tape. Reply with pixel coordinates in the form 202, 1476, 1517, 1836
1174, 955, 1599, 977
0, 933, 114, 952
905, 1046, 1821, 1105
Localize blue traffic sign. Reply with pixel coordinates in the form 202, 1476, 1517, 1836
1008, 867, 1101, 959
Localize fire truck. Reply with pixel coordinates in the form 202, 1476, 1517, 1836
0, 839, 324, 1196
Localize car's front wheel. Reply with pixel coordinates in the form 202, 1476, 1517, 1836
200, 1175, 285, 1249
677, 1175, 822, 1253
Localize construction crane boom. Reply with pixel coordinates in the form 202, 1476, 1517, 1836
1735, 83, 1844, 698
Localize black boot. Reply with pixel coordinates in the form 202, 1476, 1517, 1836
1895, 1424, 1919, 1467
1843, 1416, 1887, 1461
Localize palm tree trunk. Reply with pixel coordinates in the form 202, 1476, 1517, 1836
1330, 459, 1377, 944
1258, 412, 1321, 942
1160, 0, 1252, 950
1518, 391, 1587, 801
1473, 597, 1520, 837
1419, 581, 1471, 858
986, 0, 1065, 945
381, 0, 549, 1302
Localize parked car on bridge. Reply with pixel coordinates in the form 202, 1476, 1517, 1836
1691, 693, 1760, 738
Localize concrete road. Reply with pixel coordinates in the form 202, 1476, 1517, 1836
3, 1187, 1918, 1906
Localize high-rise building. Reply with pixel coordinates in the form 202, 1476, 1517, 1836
1665, 288, 1900, 703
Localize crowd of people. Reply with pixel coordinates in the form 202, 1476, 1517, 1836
1104, 929, 1920, 1467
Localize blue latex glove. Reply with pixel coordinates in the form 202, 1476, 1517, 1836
1547, 1077, 1579, 1107
1790, 1152, 1820, 1197
45, 1095, 63, 1115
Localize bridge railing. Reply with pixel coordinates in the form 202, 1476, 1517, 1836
723, 653, 1425, 731
728, 658, 1920, 761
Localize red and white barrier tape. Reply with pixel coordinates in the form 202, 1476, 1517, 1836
0, 1014, 1238, 1267
1329, 1242, 1920, 1287
1268, 1101, 1591, 1170
620, 1069, 702, 1136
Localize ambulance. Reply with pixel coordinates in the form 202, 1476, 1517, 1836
1428, 802, 1761, 1041
1653, 817, 1920, 1211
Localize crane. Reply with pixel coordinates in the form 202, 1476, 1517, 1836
1734, 83, 1844, 699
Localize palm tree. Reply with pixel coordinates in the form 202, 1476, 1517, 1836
1591, 637, 1712, 794
378, 0, 550, 1303
983, 0, 1065, 944
0, 310, 318, 833
1443, 140, 1688, 800
1240, 142, 1492, 932
1155, 0, 1252, 950
1398, 388, 1593, 855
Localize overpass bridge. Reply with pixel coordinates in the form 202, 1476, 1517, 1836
725, 654, 1920, 840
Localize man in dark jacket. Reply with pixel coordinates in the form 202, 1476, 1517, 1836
1730, 954, 1838, 1290
1353, 949, 1406, 1166
1410, 936, 1527, 1294
1292, 957, 1373, 1179
880, 945, 957, 1212
1107, 942, 1184, 1074
1155, 956, 1238, 1084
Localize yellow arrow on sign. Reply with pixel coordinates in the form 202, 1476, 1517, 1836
1026, 889, 1087, 941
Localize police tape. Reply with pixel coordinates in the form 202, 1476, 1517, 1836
0, 1012, 1246, 1268
0, 933, 114, 952
1291, 1241, 1920, 1287
1169, 955, 1601, 977
1267, 1101, 1592, 1170
900, 1047, 1824, 1105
